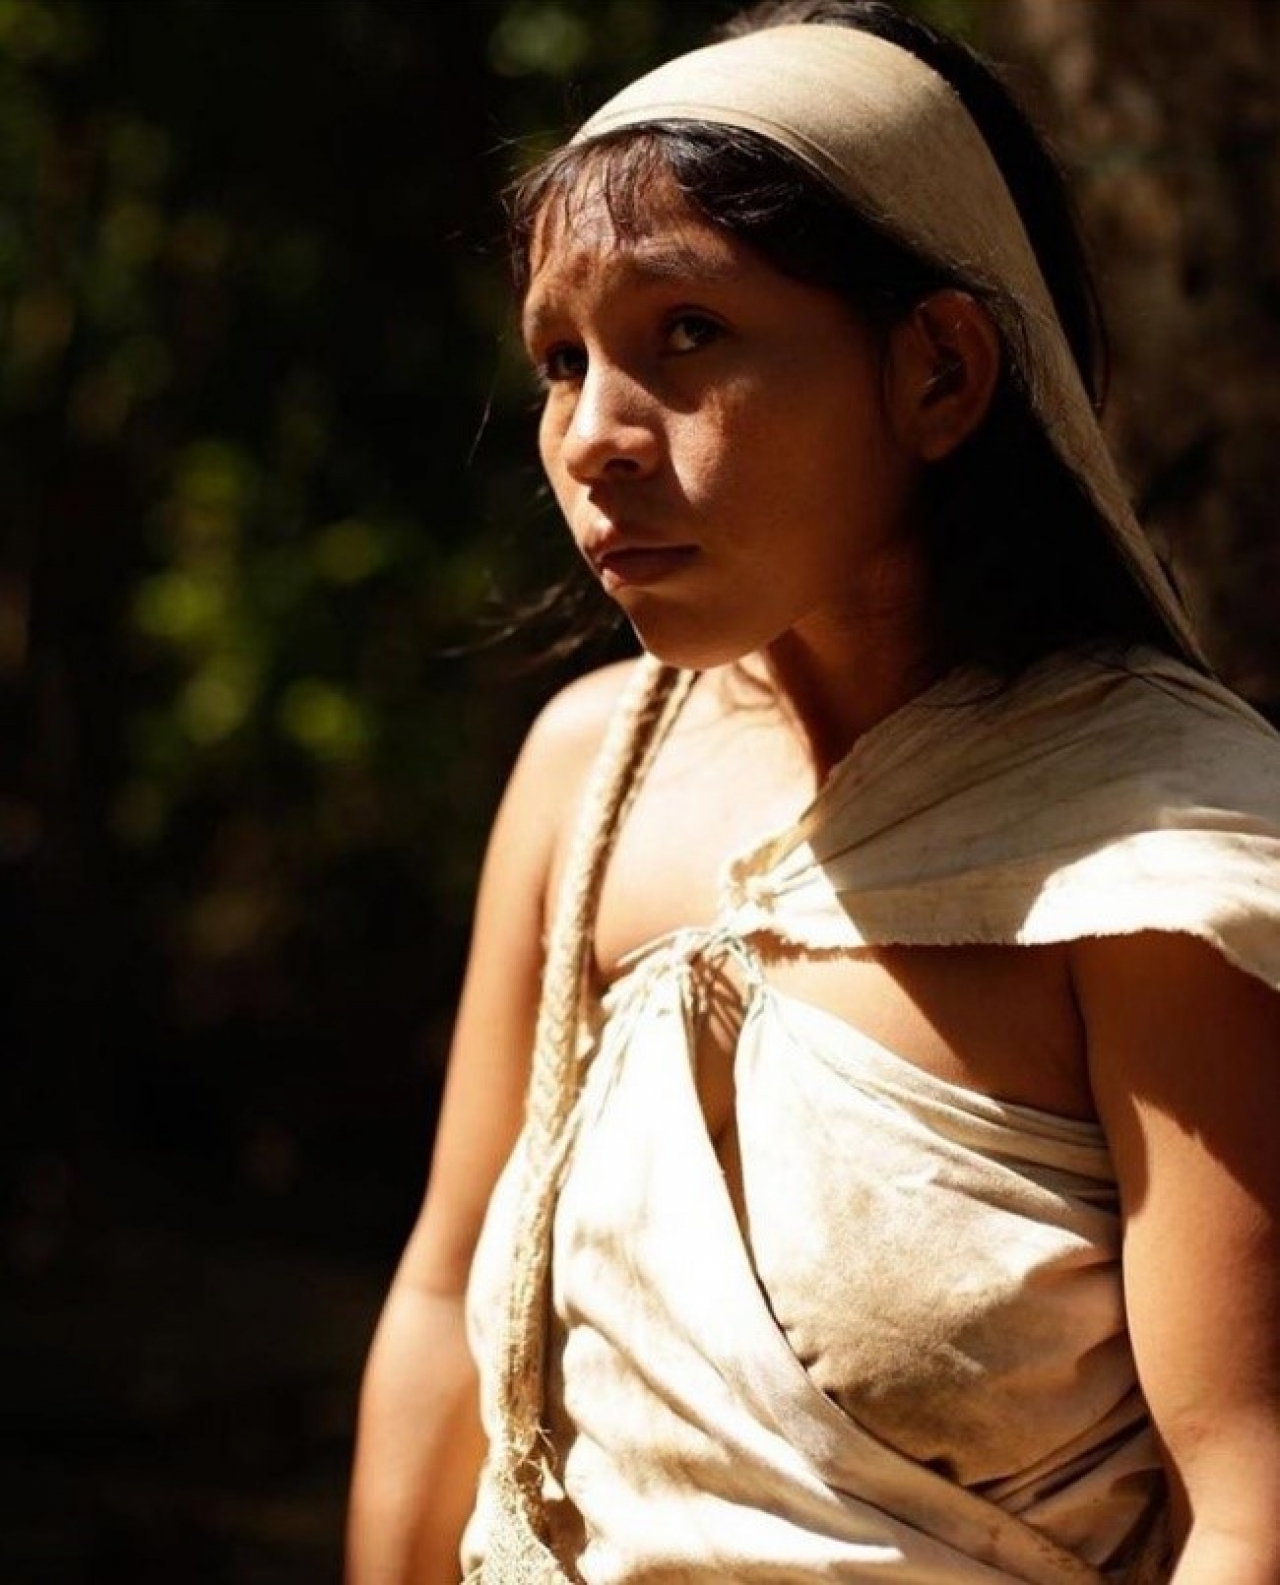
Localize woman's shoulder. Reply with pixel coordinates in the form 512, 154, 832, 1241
973, 646, 1280, 802
524, 657, 648, 762
497, 659, 650, 889
505, 658, 653, 928
515, 657, 653, 811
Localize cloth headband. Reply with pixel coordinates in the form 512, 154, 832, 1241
574, 24, 1206, 665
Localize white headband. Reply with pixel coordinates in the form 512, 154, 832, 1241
575, 24, 1205, 665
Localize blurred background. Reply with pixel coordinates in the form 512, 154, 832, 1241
1, 0, 1277, 1580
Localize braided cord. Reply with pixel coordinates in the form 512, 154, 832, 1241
484, 656, 694, 1575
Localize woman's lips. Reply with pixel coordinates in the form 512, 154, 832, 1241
595, 545, 698, 592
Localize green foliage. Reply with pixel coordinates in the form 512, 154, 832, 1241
2, 0, 975, 1035
4, 3, 540, 1045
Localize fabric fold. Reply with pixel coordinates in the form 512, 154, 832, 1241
466, 648, 1280, 1582
721, 651, 1280, 986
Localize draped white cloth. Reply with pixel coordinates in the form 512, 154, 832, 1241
465, 649, 1280, 1583
721, 650, 1280, 979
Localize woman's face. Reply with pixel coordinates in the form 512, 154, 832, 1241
522, 173, 926, 673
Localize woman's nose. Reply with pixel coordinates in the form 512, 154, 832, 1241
560, 363, 661, 483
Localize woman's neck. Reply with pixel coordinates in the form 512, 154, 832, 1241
753, 616, 940, 781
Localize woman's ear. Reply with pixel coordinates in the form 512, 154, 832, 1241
886, 289, 1002, 462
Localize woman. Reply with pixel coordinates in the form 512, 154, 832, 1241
348, 3, 1280, 1581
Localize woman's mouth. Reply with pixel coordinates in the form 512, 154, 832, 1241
594, 546, 699, 593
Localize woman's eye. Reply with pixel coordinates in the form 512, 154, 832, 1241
665, 313, 722, 355
536, 343, 587, 384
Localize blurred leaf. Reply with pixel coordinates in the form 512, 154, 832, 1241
178, 655, 258, 745
278, 679, 370, 761
489, 0, 592, 76
312, 518, 390, 586
0, 0, 94, 68
132, 569, 226, 644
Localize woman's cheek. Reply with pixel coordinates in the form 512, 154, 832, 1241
672, 390, 758, 491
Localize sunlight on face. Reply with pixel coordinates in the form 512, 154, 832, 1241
523, 171, 927, 675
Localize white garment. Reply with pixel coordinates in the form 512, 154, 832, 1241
465, 650, 1280, 1583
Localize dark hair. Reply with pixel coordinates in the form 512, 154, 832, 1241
506, 0, 1193, 682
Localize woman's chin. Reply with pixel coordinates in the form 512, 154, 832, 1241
628, 619, 756, 674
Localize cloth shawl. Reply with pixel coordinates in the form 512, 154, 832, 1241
472, 647, 1280, 1584
721, 649, 1280, 975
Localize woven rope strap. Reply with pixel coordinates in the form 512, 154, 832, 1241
481, 656, 693, 1580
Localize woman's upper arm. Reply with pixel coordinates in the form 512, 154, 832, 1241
396, 660, 639, 1298
1072, 930, 1280, 1567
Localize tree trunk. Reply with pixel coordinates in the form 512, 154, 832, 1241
982, 0, 1280, 703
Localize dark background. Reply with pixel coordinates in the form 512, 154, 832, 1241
2, 1, 1277, 1580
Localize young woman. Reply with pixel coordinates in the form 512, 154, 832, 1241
348, 4, 1280, 1581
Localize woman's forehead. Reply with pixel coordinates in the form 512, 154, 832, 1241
524, 167, 735, 306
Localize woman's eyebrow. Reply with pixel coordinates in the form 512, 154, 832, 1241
521, 240, 739, 344
626, 237, 739, 281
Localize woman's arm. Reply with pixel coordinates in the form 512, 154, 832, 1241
1072, 931, 1280, 1585
346, 662, 637, 1585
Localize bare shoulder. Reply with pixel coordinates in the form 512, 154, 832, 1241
395, 661, 644, 1294
1072, 930, 1278, 1079
522, 657, 643, 765
511, 658, 645, 871
1071, 930, 1278, 1160
470, 658, 644, 920
1069, 931, 1276, 1317
1070, 925, 1279, 1020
